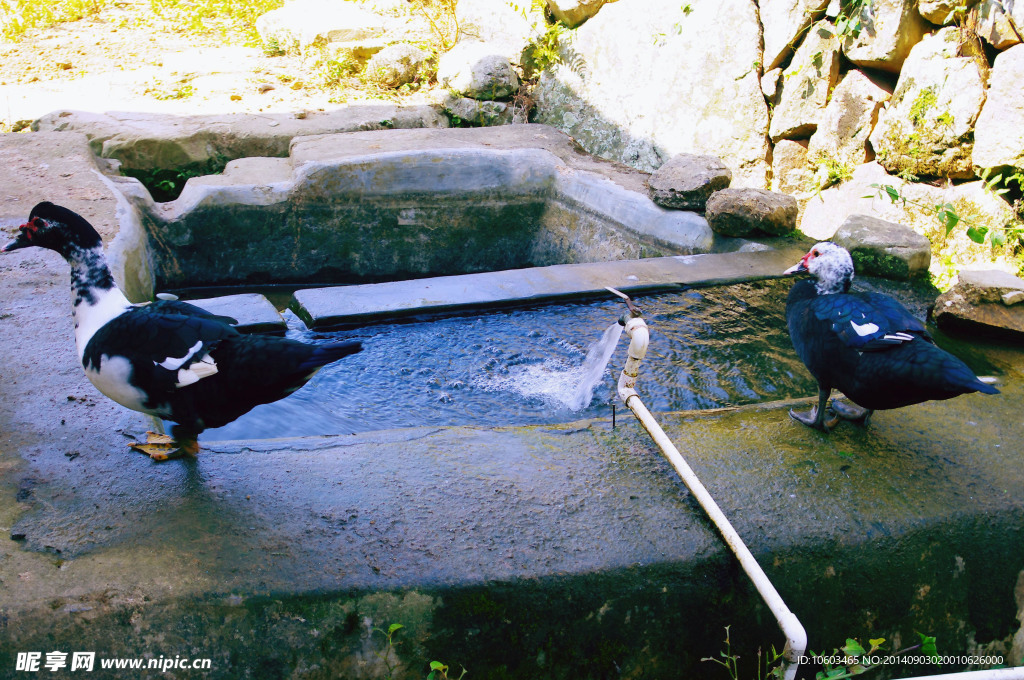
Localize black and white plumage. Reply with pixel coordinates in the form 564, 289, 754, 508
784, 241, 999, 431
3, 202, 362, 457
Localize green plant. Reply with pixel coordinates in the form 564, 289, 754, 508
262, 35, 284, 56
704, 628, 939, 680
835, 0, 868, 40
0, 0, 111, 41
373, 623, 405, 680
147, 81, 195, 100
908, 87, 939, 126
427, 660, 467, 680
870, 173, 1024, 248
702, 626, 786, 680
815, 633, 938, 679
123, 167, 206, 202
147, 0, 284, 46
522, 19, 570, 75
318, 54, 359, 88
819, 156, 854, 188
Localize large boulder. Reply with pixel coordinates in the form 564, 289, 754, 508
769, 20, 842, 141
973, 44, 1024, 170
705, 188, 798, 236
365, 44, 432, 88
841, 0, 929, 73
647, 153, 732, 211
761, 0, 831, 70
532, 0, 769, 186
832, 213, 931, 279
934, 269, 1024, 337
437, 42, 521, 100
918, 0, 959, 24
807, 70, 891, 173
869, 28, 986, 179
255, 0, 386, 51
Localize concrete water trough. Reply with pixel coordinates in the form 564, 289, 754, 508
0, 125, 1022, 679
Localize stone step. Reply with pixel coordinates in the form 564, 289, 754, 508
292, 244, 808, 327
186, 293, 286, 333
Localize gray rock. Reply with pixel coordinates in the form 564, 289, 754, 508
437, 42, 520, 100
441, 93, 521, 126
976, 0, 1024, 49
918, 0, 959, 24
833, 214, 931, 279
648, 154, 732, 210
807, 70, 891, 173
255, 0, 386, 52
934, 269, 1024, 337
841, 0, 929, 73
973, 44, 1024, 169
769, 20, 841, 141
771, 139, 815, 200
365, 44, 432, 88
761, 68, 782, 100
705, 188, 798, 237
761, 0, 831, 71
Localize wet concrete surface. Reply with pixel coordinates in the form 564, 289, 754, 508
1, 132, 1023, 678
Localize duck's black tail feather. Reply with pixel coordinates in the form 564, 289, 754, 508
300, 340, 363, 371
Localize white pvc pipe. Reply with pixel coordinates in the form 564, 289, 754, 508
894, 670, 1024, 680
617, 317, 808, 680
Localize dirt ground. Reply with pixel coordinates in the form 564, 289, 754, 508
0, 0, 435, 129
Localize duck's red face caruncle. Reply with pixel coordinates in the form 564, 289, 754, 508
2, 217, 47, 253
784, 245, 823, 275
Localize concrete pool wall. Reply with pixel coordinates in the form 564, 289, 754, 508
110, 125, 731, 293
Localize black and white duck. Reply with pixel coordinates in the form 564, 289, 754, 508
2, 201, 362, 458
784, 241, 999, 431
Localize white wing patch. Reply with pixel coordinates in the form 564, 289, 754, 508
157, 340, 205, 371
175, 355, 219, 388
850, 320, 880, 337
882, 332, 915, 342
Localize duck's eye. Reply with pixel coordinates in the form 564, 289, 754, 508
811, 249, 819, 256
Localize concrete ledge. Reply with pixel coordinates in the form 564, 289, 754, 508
292, 245, 808, 327
122, 125, 718, 289
188, 293, 286, 334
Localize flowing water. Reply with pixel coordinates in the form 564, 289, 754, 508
204, 278, 817, 440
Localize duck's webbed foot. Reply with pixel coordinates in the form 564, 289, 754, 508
831, 400, 873, 426
789, 386, 839, 431
789, 406, 839, 431
128, 428, 200, 461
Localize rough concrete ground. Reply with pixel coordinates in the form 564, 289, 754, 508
1, 133, 1023, 678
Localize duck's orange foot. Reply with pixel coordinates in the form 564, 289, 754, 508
129, 431, 199, 461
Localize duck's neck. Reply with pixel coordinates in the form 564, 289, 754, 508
68, 245, 131, 360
